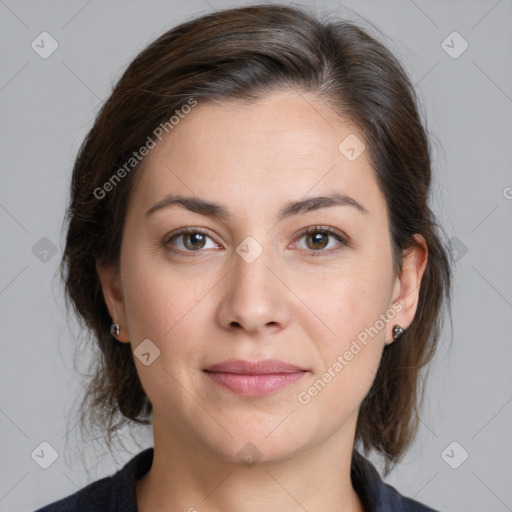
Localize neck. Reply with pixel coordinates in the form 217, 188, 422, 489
136, 412, 365, 512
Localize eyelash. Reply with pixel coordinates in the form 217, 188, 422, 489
163, 226, 348, 258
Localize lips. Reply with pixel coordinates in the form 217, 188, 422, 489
203, 359, 307, 396
203, 358, 305, 375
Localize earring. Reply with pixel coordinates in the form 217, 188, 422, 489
392, 324, 405, 340
110, 323, 120, 337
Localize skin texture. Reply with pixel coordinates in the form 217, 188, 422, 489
97, 90, 427, 512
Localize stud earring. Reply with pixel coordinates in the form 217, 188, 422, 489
392, 324, 405, 340
110, 323, 120, 337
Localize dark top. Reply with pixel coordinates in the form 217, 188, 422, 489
34, 447, 440, 511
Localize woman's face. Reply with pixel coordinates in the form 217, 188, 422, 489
98, 90, 426, 464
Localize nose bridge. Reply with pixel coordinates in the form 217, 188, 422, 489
217, 237, 289, 333
235, 242, 272, 295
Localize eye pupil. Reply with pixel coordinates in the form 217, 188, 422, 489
184, 233, 206, 250
307, 232, 328, 250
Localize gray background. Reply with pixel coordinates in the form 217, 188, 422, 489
1, 0, 511, 511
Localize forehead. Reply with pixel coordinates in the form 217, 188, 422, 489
130, 91, 386, 222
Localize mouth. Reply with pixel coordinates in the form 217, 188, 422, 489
203, 359, 307, 396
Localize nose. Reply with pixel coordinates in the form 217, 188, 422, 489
216, 247, 291, 336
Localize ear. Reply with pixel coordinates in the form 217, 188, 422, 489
96, 260, 130, 343
387, 234, 428, 345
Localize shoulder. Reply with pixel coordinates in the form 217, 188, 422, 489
351, 450, 441, 512
33, 474, 115, 512
33, 447, 154, 512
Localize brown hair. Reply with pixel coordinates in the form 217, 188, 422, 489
60, 3, 453, 475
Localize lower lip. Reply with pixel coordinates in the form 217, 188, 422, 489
204, 371, 306, 396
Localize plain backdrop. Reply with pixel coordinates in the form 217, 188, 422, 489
1, 0, 511, 511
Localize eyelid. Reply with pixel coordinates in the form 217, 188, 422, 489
164, 226, 216, 243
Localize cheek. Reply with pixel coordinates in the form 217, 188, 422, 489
299, 254, 392, 342
296, 286, 387, 426
121, 248, 209, 344
120, 252, 214, 404
295, 258, 391, 406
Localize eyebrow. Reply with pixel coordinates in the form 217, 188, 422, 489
145, 192, 369, 221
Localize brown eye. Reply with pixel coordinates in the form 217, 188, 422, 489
165, 229, 219, 255
305, 232, 329, 250
182, 232, 207, 250
294, 227, 347, 255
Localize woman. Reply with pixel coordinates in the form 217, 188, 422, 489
36, 4, 452, 511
